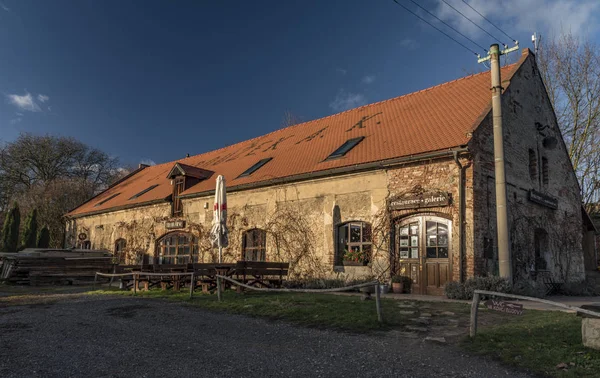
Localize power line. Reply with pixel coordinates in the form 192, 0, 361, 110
461, 0, 517, 43
392, 0, 480, 56
440, 0, 505, 46
405, 0, 488, 52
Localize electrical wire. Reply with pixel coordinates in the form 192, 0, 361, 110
461, 0, 517, 43
440, 0, 505, 46
404, 0, 488, 52
392, 0, 480, 56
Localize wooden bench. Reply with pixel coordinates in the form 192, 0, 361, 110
233, 261, 289, 290
192, 263, 235, 293
536, 270, 563, 295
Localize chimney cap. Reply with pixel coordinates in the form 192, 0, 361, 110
138, 163, 150, 169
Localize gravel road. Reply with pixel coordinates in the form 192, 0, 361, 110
0, 295, 531, 378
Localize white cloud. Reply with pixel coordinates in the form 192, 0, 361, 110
37, 94, 49, 103
9, 118, 21, 125
434, 0, 600, 39
15, 112, 23, 116
6, 92, 41, 112
140, 159, 156, 166
336, 68, 348, 75
399, 38, 419, 50
329, 90, 367, 112
362, 75, 375, 84
0, 2, 9, 12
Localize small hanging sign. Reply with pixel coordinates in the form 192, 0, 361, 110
165, 220, 186, 229
484, 299, 524, 315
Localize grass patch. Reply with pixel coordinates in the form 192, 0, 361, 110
462, 310, 600, 377
88, 288, 470, 333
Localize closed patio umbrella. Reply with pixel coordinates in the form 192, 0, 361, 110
210, 175, 228, 263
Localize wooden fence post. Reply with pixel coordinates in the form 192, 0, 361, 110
470, 292, 480, 338
217, 276, 222, 302
189, 273, 194, 299
133, 274, 138, 295
375, 283, 383, 323
93, 273, 97, 290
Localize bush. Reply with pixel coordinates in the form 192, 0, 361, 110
391, 275, 403, 283
21, 208, 38, 249
1, 202, 20, 252
444, 276, 512, 300
37, 226, 50, 248
444, 281, 466, 299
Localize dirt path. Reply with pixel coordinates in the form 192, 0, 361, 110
0, 293, 531, 378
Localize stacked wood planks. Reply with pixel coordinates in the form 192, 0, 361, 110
0, 249, 114, 285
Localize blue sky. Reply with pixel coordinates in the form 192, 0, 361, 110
1, 0, 599, 166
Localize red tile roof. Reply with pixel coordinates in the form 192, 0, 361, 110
67, 50, 530, 217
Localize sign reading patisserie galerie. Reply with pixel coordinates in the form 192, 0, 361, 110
389, 192, 450, 210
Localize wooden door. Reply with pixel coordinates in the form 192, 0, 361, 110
395, 220, 424, 294
395, 216, 451, 295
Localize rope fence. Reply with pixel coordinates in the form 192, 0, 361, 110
215, 275, 383, 322
470, 289, 600, 337
94, 271, 384, 323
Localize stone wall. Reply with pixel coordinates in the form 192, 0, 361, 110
66, 157, 469, 282
469, 52, 585, 282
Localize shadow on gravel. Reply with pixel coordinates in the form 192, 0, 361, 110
106, 304, 151, 319
0, 322, 32, 332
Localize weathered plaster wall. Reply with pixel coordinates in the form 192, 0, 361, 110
67, 158, 468, 282
470, 53, 585, 282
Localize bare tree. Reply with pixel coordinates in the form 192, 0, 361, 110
0, 133, 121, 247
537, 33, 600, 209
281, 111, 303, 128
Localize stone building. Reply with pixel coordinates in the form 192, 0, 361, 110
65, 49, 591, 294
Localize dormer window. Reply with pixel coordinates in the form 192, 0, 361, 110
166, 162, 213, 218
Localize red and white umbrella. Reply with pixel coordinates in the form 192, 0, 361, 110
210, 175, 228, 263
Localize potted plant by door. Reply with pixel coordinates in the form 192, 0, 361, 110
391, 275, 404, 293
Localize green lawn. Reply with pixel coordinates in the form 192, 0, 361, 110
87, 288, 470, 333
463, 310, 600, 377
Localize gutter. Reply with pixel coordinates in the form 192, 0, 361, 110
180, 146, 470, 199
453, 151, 465, 283
67, 146, 469, 219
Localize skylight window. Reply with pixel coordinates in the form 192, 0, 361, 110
95, 193, 120, 207
238, 158, 272, 178
129, 184, 159, 200
325, 137, 365, 160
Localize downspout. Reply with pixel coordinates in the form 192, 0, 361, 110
453, 151, 465, 283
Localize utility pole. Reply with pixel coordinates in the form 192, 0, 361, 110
532, 33, 541, 55
478, 43, 518, 281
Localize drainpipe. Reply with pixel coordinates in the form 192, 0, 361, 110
453, 151, 465, 283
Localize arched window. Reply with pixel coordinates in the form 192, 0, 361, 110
242, 229, 267, 261
156, 232, 199, 264
114, 238, 127, 264
336, 221, 372, 266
